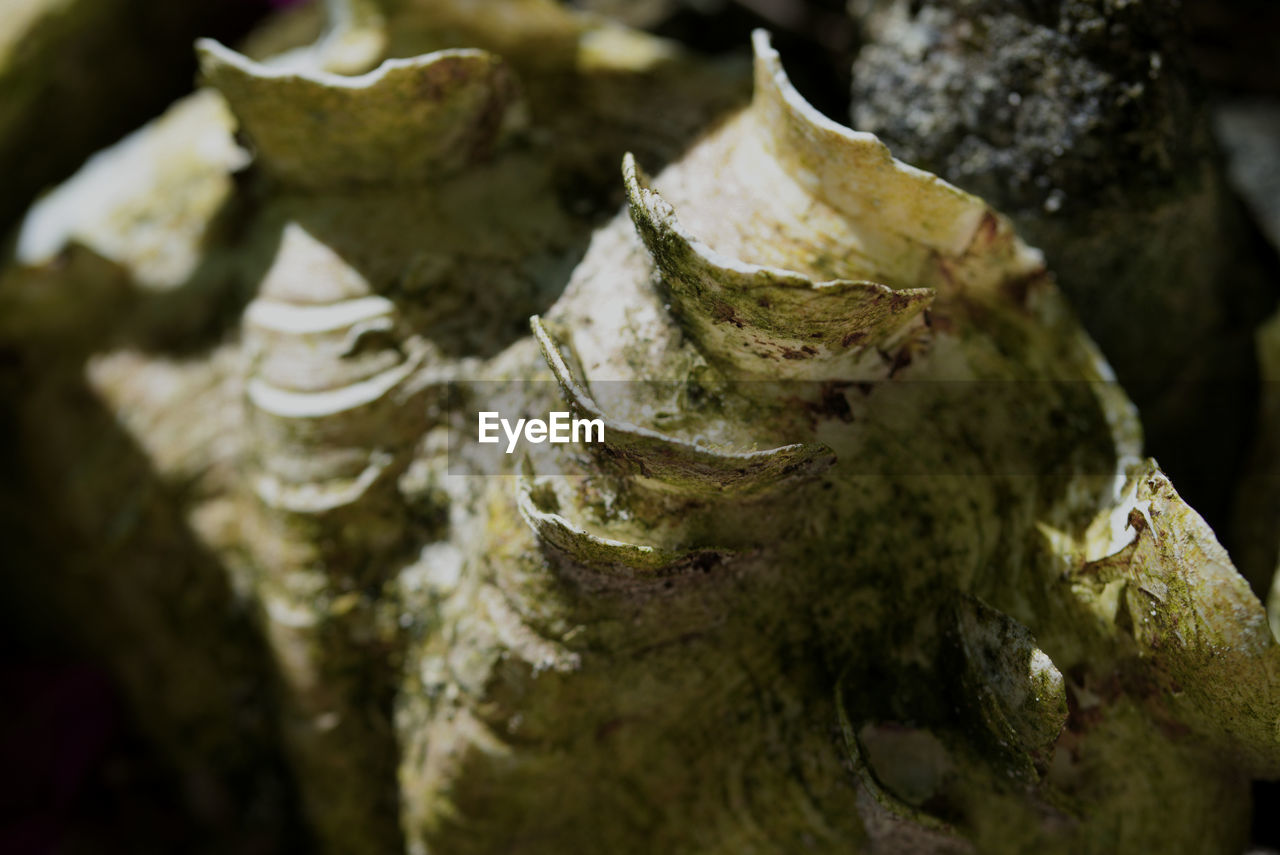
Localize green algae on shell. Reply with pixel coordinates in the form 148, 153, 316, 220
623, 153, 935, 379
7, 5, 1280, 853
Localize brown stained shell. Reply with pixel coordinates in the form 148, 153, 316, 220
623, 154, 934, 378
197, 38, 525, 187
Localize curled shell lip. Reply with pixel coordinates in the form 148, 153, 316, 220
748, 29, 987, 259
197, 37, 456, 90
605, 31, 1046, 384
245, 353, 420, 419
623, 153, 934, 379
516, 470, 731, 575
245, 295, 396, 335
196, 38, 526, 186
531, 315, 835, 494
254, 452, 393, 515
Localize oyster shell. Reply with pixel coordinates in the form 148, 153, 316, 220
3, 7, 1279, 854
395, 31, 1280, 855
1, 4, 746, 849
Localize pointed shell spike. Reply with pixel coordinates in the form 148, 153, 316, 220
749, 29, 987, 260
1081, 460, 1280, 775
622, 153, 934, 379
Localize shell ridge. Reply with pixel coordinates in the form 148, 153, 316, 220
621, 153, 934, 378
531, 315, 835, 493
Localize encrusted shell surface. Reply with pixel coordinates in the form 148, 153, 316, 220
397, 31, 1280, 855
0, 4, 749, 851
4, 6, 1280, 854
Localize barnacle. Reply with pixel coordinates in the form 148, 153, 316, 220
3, 6, 1280, 855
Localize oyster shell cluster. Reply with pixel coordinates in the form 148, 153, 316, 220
2, 1, 1278, 853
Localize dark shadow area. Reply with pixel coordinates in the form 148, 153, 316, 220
0, 333, 310, 852
651, 0, 857, 123
1187, 0, 1280, 96
1254, 777, 1280, 849
0, 651, 286, 855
